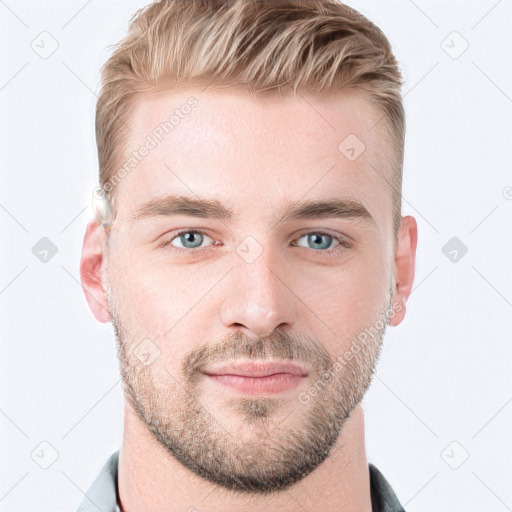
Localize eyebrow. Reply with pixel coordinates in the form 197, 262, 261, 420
131, 194, 376, 226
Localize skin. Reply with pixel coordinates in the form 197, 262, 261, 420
80, 85, 417, 512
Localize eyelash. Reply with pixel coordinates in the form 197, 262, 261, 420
159, 229, 352, 258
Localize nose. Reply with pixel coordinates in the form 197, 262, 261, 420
219, 247, 298, 339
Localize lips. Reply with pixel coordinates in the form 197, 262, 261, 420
203, 361, 309, 395
203, 361, 309, 378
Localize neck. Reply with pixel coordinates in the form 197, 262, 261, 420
117, 399, 372, 512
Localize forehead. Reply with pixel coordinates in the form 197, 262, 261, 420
115, 85, 391, 228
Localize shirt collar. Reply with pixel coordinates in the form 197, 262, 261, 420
75, 450, 405, 512
75, 449, 120, 512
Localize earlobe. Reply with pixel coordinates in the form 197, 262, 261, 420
388, 215, 418, 327
79, 220, 111, 323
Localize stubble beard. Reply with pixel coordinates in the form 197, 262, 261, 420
106, 277, 394, 495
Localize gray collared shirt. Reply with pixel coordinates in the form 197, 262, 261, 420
75, 450, 406, 511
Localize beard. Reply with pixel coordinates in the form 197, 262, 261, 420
106, 276, 395, 495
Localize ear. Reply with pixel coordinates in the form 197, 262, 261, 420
79, 220, 111, 323
388, 215, 418, 327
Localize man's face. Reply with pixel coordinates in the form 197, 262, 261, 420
102, 86, 399, 493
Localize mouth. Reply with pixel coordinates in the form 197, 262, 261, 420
203, 360, 308, 395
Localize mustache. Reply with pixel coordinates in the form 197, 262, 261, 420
181, 329, 333, 383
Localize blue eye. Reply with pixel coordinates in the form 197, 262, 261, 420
292, 231, 351, 257
295, 232, 335, 251
169, 230, 214, 250
161, 229, 351, 257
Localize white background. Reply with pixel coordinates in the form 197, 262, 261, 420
0, 0, 511, 510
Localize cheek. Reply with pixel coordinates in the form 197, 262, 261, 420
109, 255, 174, 339
308, 256, 389, 347
109, 252, 217, 356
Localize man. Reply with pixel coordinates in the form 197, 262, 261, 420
78, 0, 417, 510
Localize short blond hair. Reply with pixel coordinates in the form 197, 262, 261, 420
96, 0, 405, 237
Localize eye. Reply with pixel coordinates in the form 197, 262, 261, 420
162, 229, 216, 251
292, 231, 351, 256
160, 229, 351, 257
